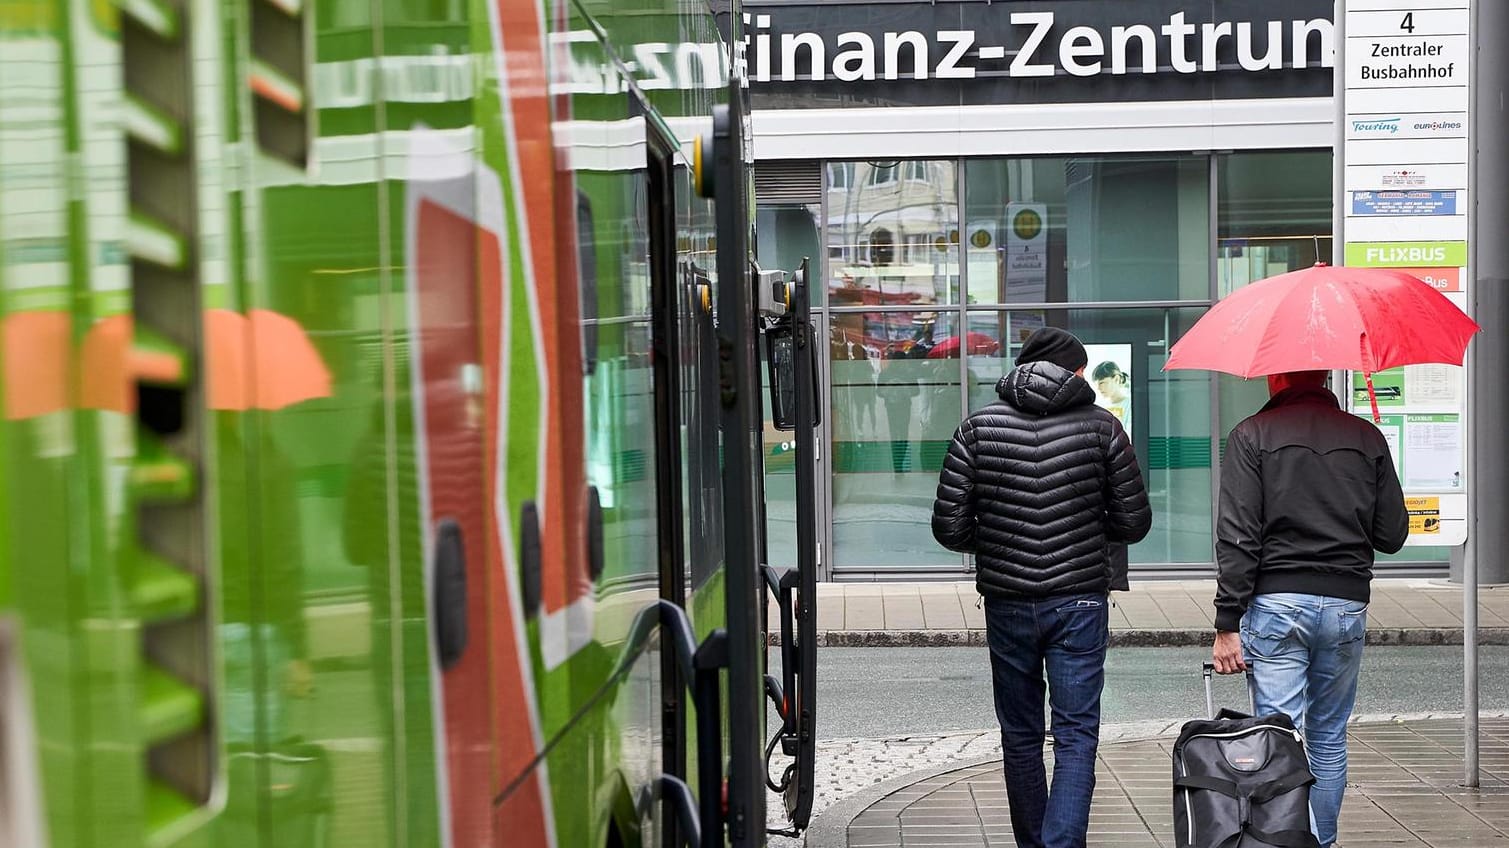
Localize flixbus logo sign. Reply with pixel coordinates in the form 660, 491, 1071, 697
1345, 241, 1467, 268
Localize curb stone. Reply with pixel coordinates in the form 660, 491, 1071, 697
766, 627, 1509, 648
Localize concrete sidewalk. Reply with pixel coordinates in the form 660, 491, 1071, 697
815, 717, 1509, 848
768, 579, 1509, 647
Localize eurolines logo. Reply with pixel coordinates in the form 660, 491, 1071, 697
1414, 119, 1464, 132
1352, 117, 1399, 135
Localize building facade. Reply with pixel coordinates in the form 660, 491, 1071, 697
746, 0, 1450, 579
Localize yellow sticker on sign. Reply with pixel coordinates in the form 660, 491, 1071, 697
1405, 496, 1440, 535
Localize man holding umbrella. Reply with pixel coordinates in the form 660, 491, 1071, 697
1164, 262, 1477, 848
1209, 369, 1407, 848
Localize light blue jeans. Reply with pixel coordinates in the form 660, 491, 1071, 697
1241, 592, 1368, 848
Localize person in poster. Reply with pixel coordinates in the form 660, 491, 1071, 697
1084, 346, 1132, 439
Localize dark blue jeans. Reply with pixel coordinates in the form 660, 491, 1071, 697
984, 593, 1110, 848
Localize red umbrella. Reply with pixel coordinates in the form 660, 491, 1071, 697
926, 332, 1001, 359
1164, 263, 1479, 420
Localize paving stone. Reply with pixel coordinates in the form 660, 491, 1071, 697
818, 718, 1509, 848
920, 592, 967, 629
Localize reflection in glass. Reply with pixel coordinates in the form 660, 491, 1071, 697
757, 204, 821, 300
1216, 150, 1332, 297
826, 160, 960, 322
828, 313, 963, 569
582, 166, 657, 586
964, 156, 1210, 304
965, 308, 1213, 564
756, 203, 820, 568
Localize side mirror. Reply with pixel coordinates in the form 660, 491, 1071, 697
765, 258, 819, 432
766, 321, 797, 431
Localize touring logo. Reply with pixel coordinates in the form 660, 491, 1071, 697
1351, 118, 1399, 135
1347, 112, 1466, 140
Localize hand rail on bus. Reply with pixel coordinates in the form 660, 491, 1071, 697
612, 599, 727, 848
637, 775, 701, 848
760, 562, 796, 725
760, 564, 792, 731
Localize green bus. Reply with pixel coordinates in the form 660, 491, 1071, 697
0, 0, 820, 846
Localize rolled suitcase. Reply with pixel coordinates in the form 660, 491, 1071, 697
1171, 663, 1320, 848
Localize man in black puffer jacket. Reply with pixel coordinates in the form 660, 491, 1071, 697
933, 326, 1151, 848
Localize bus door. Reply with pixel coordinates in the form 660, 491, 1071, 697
694, 93, 822, 838
625, 105, 729, 848
760, 257, 820, 834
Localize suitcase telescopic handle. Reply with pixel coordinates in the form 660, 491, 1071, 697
1201, 662, 1258, 718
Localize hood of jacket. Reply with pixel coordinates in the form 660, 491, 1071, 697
996, 361, 1096, 416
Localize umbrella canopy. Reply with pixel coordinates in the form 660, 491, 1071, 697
79, 314, 188, 413
1166, 264, 1478, 376
78, 309, 331, 413
205, 309, 332, 410
2, 311, 71, 420
1164, 264, 1478, 419
925, 332, 1001, 359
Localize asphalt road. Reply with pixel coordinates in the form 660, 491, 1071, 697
804, 645, 1509, 739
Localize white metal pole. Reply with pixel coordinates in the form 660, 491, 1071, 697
1464, 0, 1482, 788
1331, 1, 1347, 405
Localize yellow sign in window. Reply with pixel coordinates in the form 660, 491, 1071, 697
1405, 496, 1441, 535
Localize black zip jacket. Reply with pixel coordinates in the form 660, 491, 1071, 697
1214, 385, 1409, 632
932, 361, 1152, 598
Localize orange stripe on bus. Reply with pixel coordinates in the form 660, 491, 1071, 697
130, 349, 184, 384
250, 73, 301, 112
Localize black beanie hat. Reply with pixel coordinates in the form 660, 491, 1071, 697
1016, 327, 1088, 373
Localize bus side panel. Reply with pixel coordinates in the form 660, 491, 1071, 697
0, 8, 86, 845
489, 0, 665, 841
229, 2, 470, 845
409, 194, 494, 848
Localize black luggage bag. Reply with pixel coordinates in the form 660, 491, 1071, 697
1171, 663, 1320, 848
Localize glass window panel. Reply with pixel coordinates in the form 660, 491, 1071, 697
755, 203, 820, 568
1216, 150, 1333, 297
829, 311, 963, 570
963, 156, 1210, 305
756, 203, 821, 294
964, 307, 1213, 564
582, 167, 658, 587
827, 160, 960, 310
680, 168, 726, 585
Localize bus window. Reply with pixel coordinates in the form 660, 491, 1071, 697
577, 191, 599, 376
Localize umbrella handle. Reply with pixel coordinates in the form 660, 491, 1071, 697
1360, 333, 1382, 423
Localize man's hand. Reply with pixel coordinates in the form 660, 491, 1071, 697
1211, 631, 1247, 674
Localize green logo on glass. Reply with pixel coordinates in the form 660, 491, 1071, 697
1344, 240, 1467, 267
1013, 208, 1043, 240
